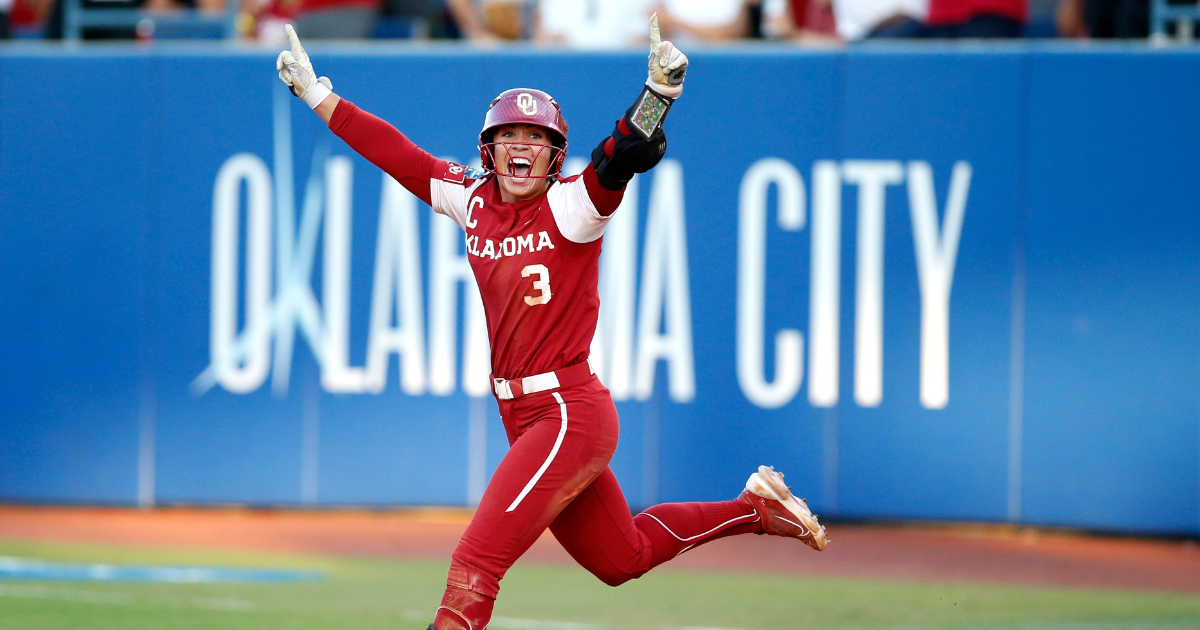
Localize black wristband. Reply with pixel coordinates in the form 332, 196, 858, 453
627, 85, 674, 141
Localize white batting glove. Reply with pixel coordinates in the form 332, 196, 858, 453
276, 24, 333, 109
647, 13, 688, 99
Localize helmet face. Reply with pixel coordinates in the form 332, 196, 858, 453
479, 88, 568, 179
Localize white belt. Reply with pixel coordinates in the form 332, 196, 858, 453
493, 360, 594, 400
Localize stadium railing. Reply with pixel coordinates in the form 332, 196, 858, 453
62, 0, 238, 41
1151, 0, 1199, 41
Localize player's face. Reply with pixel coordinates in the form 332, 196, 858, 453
493, 123, 555, 201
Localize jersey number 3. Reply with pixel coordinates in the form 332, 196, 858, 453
522, 264, 551, 306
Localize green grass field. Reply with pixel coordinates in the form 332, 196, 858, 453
1, 538, 1198, 630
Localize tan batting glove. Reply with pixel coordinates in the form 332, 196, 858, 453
276, 24, 333, 109
647, 13, 687, 99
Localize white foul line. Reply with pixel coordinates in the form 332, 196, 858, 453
0, 584, 255, 612
405, 610, 751, 630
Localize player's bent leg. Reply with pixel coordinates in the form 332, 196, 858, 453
549, 468, 652, 586
433, 381, 619, 629
551, 464, 828, 590
551, 467, 763, 586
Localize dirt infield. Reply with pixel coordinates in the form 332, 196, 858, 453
2, 505, 1198, 594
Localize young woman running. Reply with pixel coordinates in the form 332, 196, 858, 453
276, 17, 827, 630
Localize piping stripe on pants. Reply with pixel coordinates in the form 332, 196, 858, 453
637, 511, 759, 542
506, 392, 569, 512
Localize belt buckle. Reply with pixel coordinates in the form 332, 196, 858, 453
493, 378, 514, 400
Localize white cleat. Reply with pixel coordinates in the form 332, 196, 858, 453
737, 465, 828, 551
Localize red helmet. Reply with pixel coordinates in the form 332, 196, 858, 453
478, 88, 569, 179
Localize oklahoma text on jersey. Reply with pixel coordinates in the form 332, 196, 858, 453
330, 99, 624, 382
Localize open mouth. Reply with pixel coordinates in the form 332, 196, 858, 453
509, 156, 532, 180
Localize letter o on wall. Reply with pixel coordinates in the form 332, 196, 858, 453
211, 153, 274, 393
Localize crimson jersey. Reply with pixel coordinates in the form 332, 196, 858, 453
329, 99, 625, 380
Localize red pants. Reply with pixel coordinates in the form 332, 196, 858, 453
438, 376, 762, 626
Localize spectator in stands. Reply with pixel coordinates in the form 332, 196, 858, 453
293, 0, 380, 38
828, 0, 1025, 37
446, 0, 529, 40
759, 0, 840, 41
828, 0, 927, 39
1056, 0, 1147, 38
1, 0, 11, 38
536, 0, 649, 48
376, 0, 455, 39
243, 0, 298, 44
0, 0, 47, 36
653, 0, 748, 42
922, 0, 1027, 36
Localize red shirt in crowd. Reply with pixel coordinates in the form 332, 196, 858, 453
300, 0, 381, 14
927, 0, 1028, 25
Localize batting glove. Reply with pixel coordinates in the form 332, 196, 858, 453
276, 24, 333, 109
646, 13, 687, 99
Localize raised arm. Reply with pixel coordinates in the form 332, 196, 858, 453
585, 13, 689, 216
324, 100, 442, 206
276, 25, 443, 206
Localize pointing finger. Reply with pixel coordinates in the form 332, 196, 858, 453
649, 12, 661, 51
286, 24, 304, 56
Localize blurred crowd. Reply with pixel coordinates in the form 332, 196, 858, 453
0, 0, 1173, 43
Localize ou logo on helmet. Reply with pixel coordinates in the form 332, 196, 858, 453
516, 93, 538, 115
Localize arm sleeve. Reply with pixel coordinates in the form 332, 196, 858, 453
589, 88, 671, 202
582, 163, 625, 217
328, 99, 445, 206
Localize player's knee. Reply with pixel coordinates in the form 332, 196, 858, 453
591, 565, 646, 588
597, 572, 632, 587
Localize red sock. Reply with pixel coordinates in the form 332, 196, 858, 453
433, 586, 494, 630
634, 499, 761, 567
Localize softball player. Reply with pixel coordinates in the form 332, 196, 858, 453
277, 17, 827, 630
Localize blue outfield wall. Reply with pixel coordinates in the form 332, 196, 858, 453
1, 43, 1198, 534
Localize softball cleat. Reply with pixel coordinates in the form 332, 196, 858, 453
737, 465, 828, 551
